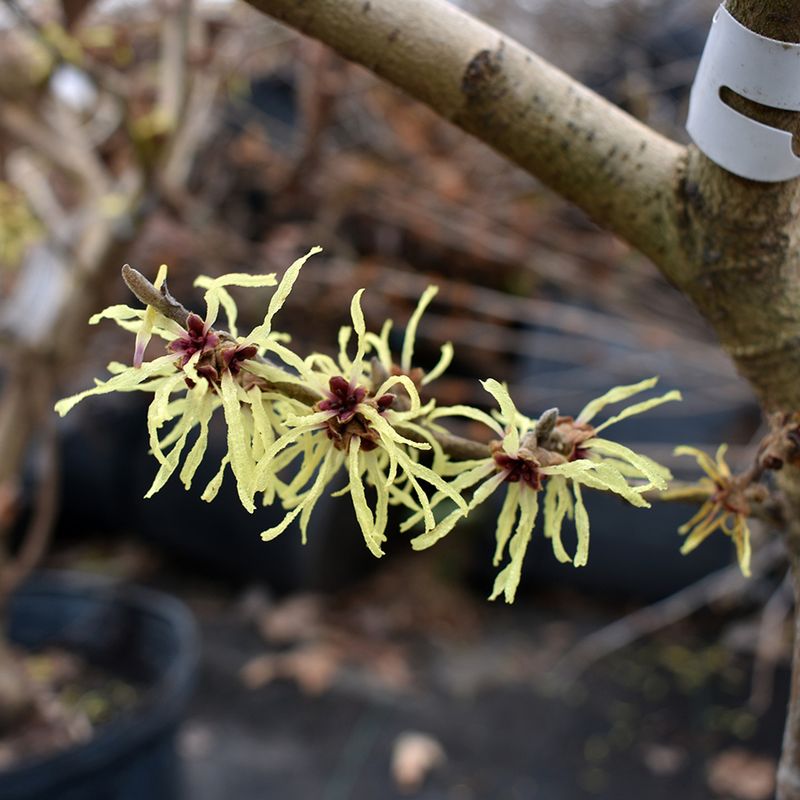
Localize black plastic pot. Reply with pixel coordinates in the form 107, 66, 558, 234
0, 572, 198, 800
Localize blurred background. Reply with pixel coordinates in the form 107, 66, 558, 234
0, 1, 788, 799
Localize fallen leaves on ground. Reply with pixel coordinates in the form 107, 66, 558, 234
707, 748, 776, 800
391, 731, 446, 793
239, 556, 481, 696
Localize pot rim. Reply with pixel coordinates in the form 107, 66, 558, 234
1, 570, 198, 788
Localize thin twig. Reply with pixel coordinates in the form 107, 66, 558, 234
158, 0, 193, 132
0, 392, 60, 601
160, 71, 219, 194
5, 151, 72, 249
548, 538, 787, 689
0, 103, 108, 195
2, 0, 129, 100
750, 572, 793, 712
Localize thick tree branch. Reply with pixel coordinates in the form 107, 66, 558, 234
243, 0, 683, 270
651, 2, 800, 785
238, 0, 800, 417
669, 2, 800, 412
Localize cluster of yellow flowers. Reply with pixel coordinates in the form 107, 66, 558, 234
55, 248, 753, 600
407, 377, 678, 601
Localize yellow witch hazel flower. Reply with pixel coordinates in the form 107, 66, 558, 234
54, 247, 464, 559
365, 286, 454, 390
408, 377, 680, 603
360, 285, 457, 471
674, 444, 752, 577
55, 244, 686, 600
247, 287, 467, 556
54, 250, 321, 509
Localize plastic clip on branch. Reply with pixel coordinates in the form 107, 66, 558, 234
687, 4, 800, 183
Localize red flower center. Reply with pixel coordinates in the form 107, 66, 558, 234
493, 451, 542, 490
222, 344, 258, 376
168, 313, 220, 366
316, 376, 396, 452
318, 376, 367, 424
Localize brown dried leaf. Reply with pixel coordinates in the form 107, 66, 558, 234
239, 654, 280, 690
707, 749, 776, 800
240, 644, 342, 696
256, 594, 324, 644
391, 732, 446, 793
280, 644, 342, 696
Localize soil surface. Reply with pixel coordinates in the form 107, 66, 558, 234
0, 648, 139, 771
156, 552, 789, 800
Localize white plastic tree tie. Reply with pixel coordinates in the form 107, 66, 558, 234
687, 3, 800, 182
